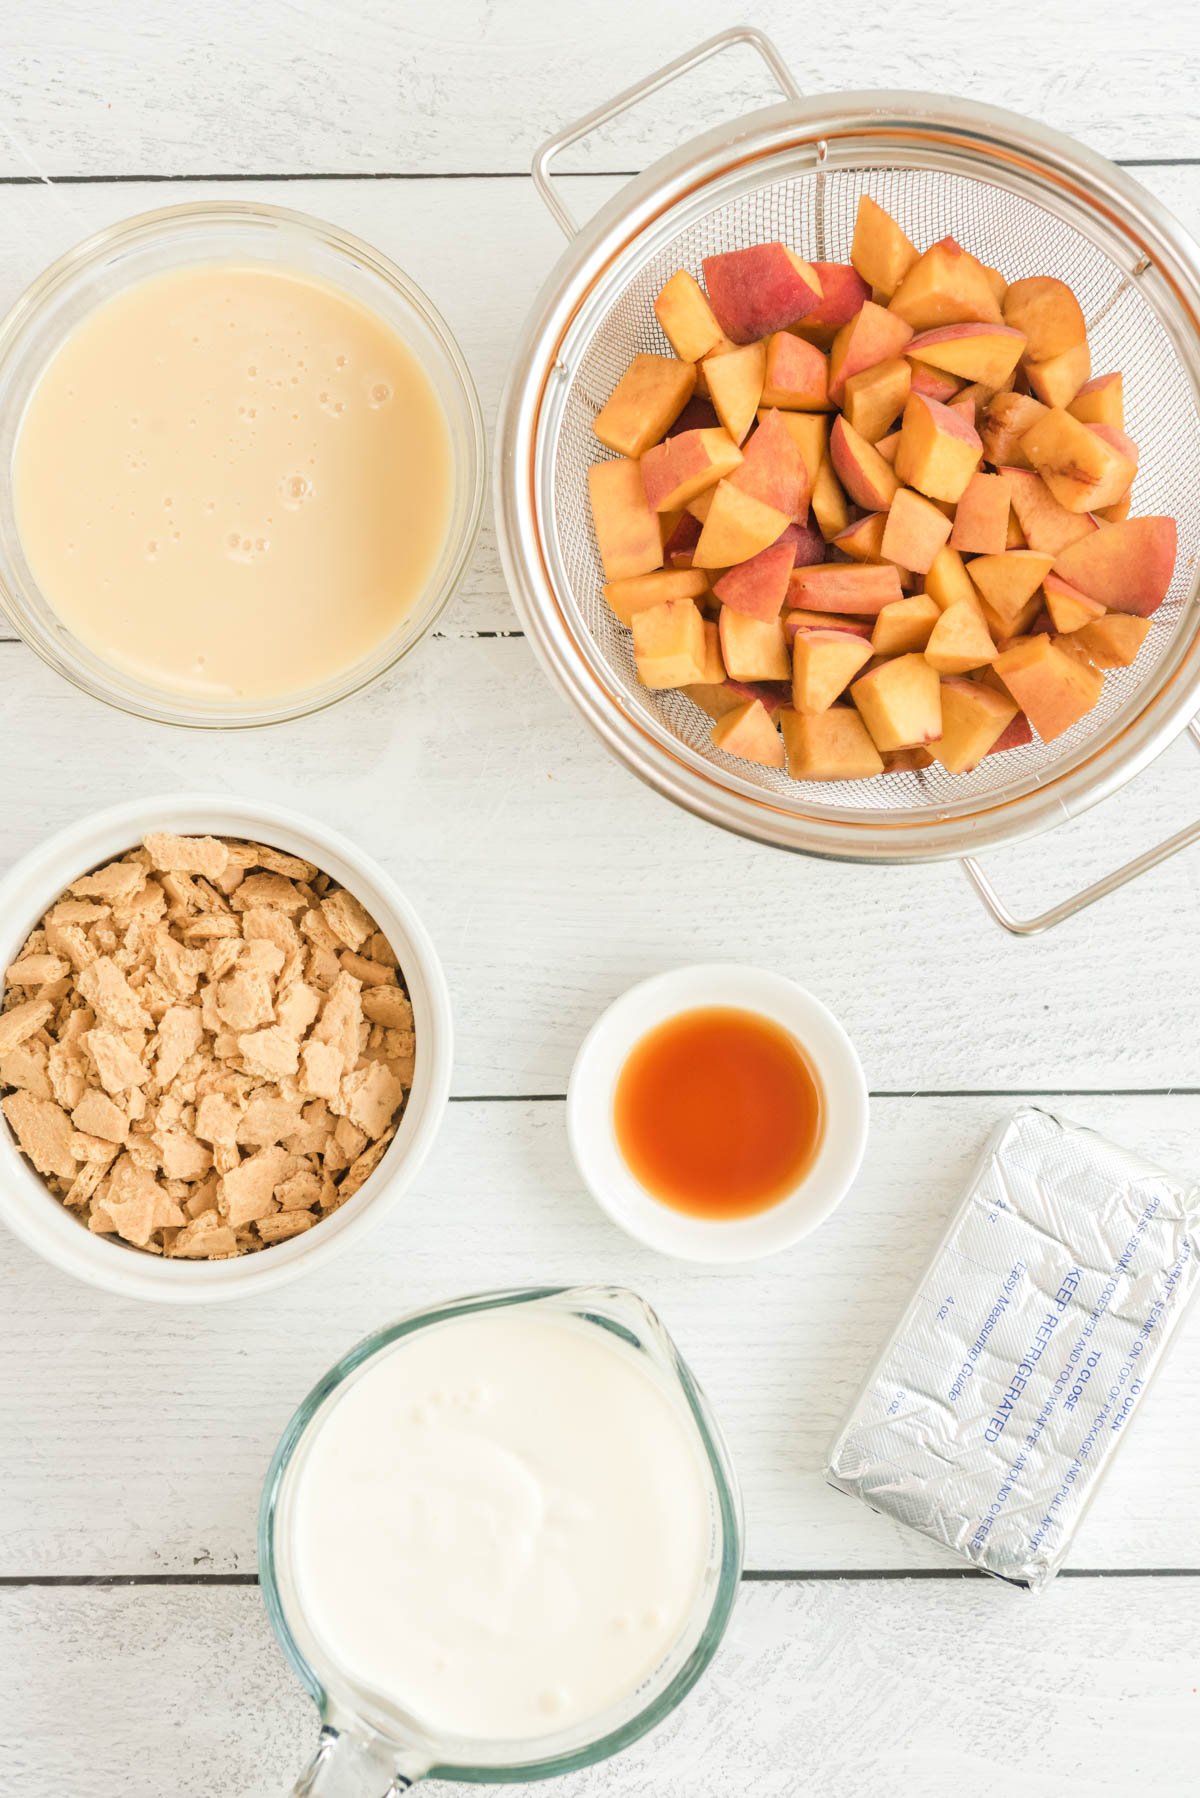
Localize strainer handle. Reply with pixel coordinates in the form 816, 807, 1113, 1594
960, 718, 1200, 935
531, 26, 801, 238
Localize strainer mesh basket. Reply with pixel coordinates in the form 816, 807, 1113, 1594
551, 164, 1200, 815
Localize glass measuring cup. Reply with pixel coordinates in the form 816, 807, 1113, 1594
259, 1286, 743, 1793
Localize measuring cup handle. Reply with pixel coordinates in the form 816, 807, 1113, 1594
531, 26, 801, 237
291, 1724, 426, 1797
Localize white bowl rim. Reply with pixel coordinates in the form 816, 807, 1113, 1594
0, 793, 453, 1302
566, 964, 868, 1264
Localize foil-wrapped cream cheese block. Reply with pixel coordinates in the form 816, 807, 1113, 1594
826, 1108, 1200, 1588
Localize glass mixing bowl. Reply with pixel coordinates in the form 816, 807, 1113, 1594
260, 1286, 743, 1792
0, 201, 486, 728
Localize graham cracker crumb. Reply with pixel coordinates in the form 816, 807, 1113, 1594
0, 836, 413, 1259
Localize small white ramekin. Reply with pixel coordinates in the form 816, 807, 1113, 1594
0, 794, 453, 1301
567, 965, 868, 1263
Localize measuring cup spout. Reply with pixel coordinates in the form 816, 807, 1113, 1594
291, 1724, 429, 1796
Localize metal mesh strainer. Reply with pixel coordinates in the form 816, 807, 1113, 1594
496, 30, 1200, 928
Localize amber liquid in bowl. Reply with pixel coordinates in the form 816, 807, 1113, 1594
613, 1007, 824, 1220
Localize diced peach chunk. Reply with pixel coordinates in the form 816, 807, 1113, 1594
830, 415, 900, 510
832, 514, 887, 562
851, 652, 943, 750
640, 428, 743, 512
593, 353, 696, 457
968, 551, 1055, 635
1042, 572, 1106, 634
791, 262, 872, 346
682, 681, 742, 721
697, 617, 726, 684
631, 596, 706, 687
713, 540, 796, 621
924, 600, 997, 674
693, 482, 789, 568
1002, 277, 1086, 362
727, 409, 810, 519
588, 457, 663, 580
851, 195, 920, 299
843, 357, 911, 442
987, 711, 1034, 754
1056, 613, 1151, 670
894, 393, 982, 503
718, 609, 791, 681
1025, 339, 1091, 409
888, 237, 1004, 330
710, 698, 785, 767
828, 301, 914, 406
909, 364, 963, 403
980, 392, 1048, 467
768, 411, 830, 488
906, 323, 1026, 387
932, 678, 1019, 772
870, 595, 940, 656
1068, 372, 1124, 429
781, 706, 885, 779
880, 487, 953, 573
949, 471, 1011, 554
992, 634, 1104, 740
662, 511, 702, 567
654, 270, 724, 362
704, 341, 767, 444
776, 519, 826, 567
1052, 517, 1177, 616
784, 609, 873, 642
1002, 468, 1097, 555
603, 567, 709, 627
702, 244, 823, 343
789, 562, 904, 616
1019, 408, 1137, 513
880, 746, 936, 772
792, 629, 874, 713
925, 545, 982, 615
761, 333, 830, 410
810, 460, 850, 539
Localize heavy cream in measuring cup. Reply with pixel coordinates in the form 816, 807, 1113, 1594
288, 1307, 712, 1742
12, 263, 452, 700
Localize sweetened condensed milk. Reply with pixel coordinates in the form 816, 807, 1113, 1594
13, 263, 452, 699
614, 1006, 824, 1218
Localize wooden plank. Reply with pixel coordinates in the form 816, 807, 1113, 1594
1, 636, 1198, 1098
1, 1, 1197, 175
0, 166, 1195, 648
3, 1577, 1196, 1795
1, 1095, 1197, 1576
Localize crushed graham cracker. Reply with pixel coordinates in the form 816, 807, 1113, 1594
0, 835, 415, 1259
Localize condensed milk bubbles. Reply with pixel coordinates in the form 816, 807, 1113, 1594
0, 204, 484, 724
260, 1288, 742, 1791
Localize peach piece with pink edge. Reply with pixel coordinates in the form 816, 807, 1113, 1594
701, 244, 823, 343
830, 415, 900, 511
894, 393, 982, 504
828, 301, 914, 406
1051, 517, 1177, 616
710, 698, 786, 767
713, 540, 796, 622
790, 261, 872, 347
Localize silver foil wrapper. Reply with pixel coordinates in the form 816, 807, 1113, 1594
826, 1107, 1200, 1588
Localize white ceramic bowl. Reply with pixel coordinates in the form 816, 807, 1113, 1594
567, 965, 868, 1263
0, 795, 453, 1301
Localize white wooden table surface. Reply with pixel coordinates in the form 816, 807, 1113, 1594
2, 4, 1199, 1793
